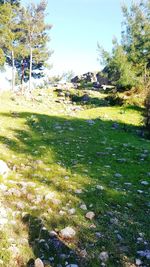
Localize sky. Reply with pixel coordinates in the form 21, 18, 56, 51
44, 0, 132, 76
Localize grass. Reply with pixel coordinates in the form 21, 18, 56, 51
0, 89, 150, 267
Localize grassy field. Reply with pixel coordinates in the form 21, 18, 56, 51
0, 89, 150, 267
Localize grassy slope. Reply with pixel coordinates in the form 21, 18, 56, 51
0, 90, 150, 267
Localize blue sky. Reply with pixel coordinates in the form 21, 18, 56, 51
21, 0, 133, 76
44, 0, 132, 75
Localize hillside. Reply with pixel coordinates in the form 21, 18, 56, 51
0, 88, 150, 267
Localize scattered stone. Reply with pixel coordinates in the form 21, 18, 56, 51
90, 224, 96, 228
68, 208, 76, 215
60, 227, 76, 239
0, 160, 9, 178
45, 192, 56, 201
85, 211, 95, 220
117, 158, 126, 163
137, 250, 150, 259
35, 258, 44, 267
110, 218, 119, 225
99, 251, 109, 262
114, 173, 122, 178
59, 210, 66, 216
75, 189, 82, 194
80, 204, 87, 210
137, 190, 144, 194
79, 249, 87, 257
86, 119, 95, 125
112, 123, 119, 129
135, 259, 142, 266
96, 232, 103, 238
49, 230, 57, 237
96, 185, 104, 190
141, 181, 149, 185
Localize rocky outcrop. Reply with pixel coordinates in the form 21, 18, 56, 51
71, 71, 110, 89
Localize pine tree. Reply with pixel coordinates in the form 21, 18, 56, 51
20, 0, 52, 92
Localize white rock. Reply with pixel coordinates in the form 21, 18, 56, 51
75, 189, 82, 194
0, 184, 7, 191
60, 227, 76, 239
35, 258, 44, 267
96, 185, 104, 190
85, 211, 95, 220
45, 192, 56, 201
114, 173, 122, 178
99, 251, 109, 262
59, 210, 66, 216
137, 190, 143, 194
80, 204, 87, 210
0, 160, 9, 178
68, 208, 76, 215
135, 259, 142, 265
141, 181, 149, 185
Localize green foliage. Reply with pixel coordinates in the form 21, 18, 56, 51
98, 0, 150, 91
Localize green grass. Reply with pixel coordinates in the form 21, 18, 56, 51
0, 89, 150, 267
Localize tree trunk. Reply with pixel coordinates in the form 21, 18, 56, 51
11, 50, 15, 91
29, 46, 33, 93
21, 58, 25, 94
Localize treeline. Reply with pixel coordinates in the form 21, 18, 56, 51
98, 0, 150, 134
98, 0, 150, 92
0, 0, 52, 92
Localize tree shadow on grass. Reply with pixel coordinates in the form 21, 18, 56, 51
23, 214, 81, 267
0, 111, 150, 266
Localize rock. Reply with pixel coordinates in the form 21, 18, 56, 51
0, 160, 9, 178
66, 265, 78, 267
75, 189, 82, 194
82, 94, 90, 102
110, 218, 119, 225
96, 185, 104, 190
114, 173, 122, 178
68, 208, 76, 215
137, 250, 150, 259
35, 258, 44, 267
45, 192, 56, 201
137, 190, 143, 194
80, 204, 87, 210
141, 181, 149, 185
60, 227, 76, 239
86, 119, 95, 125
99, 251, 109, 262
49, 230, 57, 237
112, 123, 119, 129
85, 211, 95, 220
59, 210, 66, 216
135, 259, 142, 266
79, 249, 87, 257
